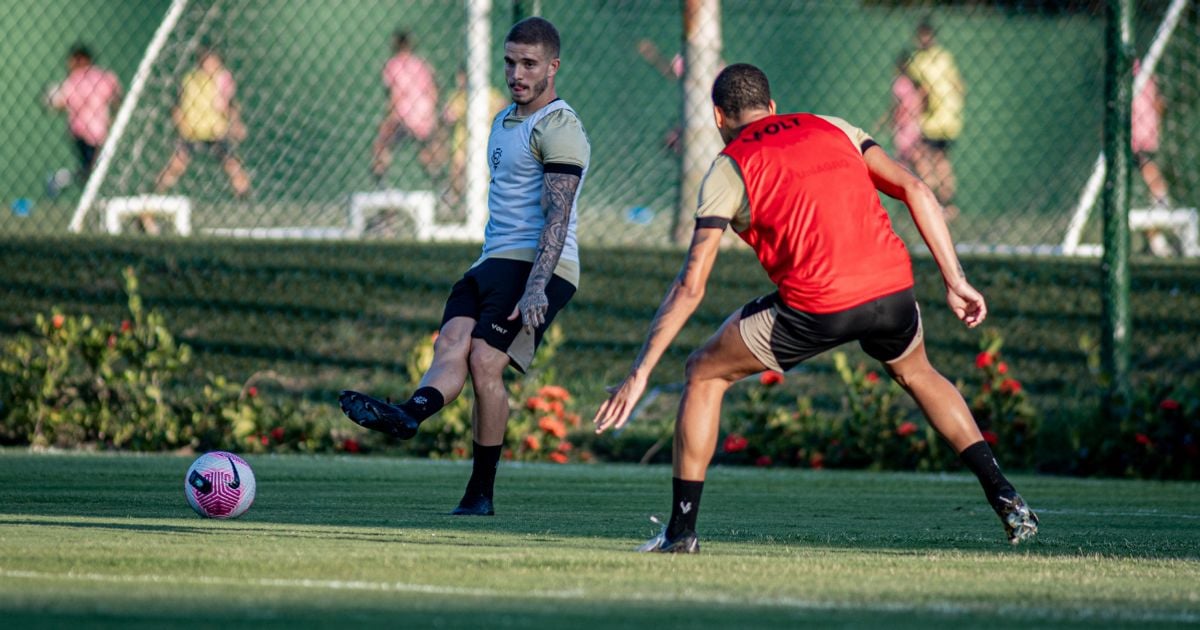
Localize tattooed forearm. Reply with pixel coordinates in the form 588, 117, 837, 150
527, 172, 580, 292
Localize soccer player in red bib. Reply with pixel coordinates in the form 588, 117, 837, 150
593, 63, 1037, 552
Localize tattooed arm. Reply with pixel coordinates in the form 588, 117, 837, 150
509, 170, 581, 331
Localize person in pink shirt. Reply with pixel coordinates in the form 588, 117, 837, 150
48, 44, 122, 182
371, 30, 439, 184
1132, 59, 1173, 256
885, 51, 923, 168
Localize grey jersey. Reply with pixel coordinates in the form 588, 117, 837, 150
481, 100, 587, 267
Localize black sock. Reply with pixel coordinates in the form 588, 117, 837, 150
959, 440, 1016, 511
464, 442, 503, 500
667, 478, 704, 540
399, 387, 444, 422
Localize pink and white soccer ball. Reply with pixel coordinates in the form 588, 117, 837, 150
185, 452, 256, 519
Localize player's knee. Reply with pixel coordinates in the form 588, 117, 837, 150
467, 343, 506, 381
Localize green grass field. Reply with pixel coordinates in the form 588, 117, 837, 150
1, 452, 1197, 628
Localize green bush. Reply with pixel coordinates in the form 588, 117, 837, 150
0, 268, 338, 453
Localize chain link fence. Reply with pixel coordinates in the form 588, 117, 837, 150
1, 1, 1198, 460
1, 0, 1196, 251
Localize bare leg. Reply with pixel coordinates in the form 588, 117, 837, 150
371, 116, 399, 180
883, 339, 980, 453
222, 156, 251, 197
468, 341, 512, 447
1140, 159, 1170, 203
156, 147, 190, 192
675, 311, 770, 480
418, 316, 475, 403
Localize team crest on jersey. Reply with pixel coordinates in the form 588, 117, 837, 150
491, 147, 503, 170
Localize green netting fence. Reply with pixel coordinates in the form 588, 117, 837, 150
0, 1, 1197, 476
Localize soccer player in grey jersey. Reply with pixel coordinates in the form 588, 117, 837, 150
340, 17, 590, 516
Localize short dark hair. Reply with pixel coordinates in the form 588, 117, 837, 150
393, 30, 412, 51
68, 43, 92, 61
712, 63, 771, 117
917, 19, 935, 37
505, 17, 560, 58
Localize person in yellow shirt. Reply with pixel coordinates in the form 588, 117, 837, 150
156, 47, 251, 199
906, 21, 964, 220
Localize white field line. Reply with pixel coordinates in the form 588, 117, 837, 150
2, 567, 1197, 623
1037, 508, 1200, 520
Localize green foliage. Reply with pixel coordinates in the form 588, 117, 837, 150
0, 267, 337, 453
1069, 378, 1200, 480
964, 329, 1039, 467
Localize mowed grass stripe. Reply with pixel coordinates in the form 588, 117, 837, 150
1, 452, 1197, 628
3, 567, 1199, 625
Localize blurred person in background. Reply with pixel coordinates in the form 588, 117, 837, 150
907, 20, 964, 220
1132, 59, 1174, 257
156, 46, 251, 197
45, 44, 122, 196
875, 50, 922, 170
371, 30, 439, 186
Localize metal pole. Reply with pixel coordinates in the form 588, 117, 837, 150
675, 0, 723, 245
1101, 0, 1133, 414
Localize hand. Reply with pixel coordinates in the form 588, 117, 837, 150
508, 289, 549, 332
946, 279, 987, 328
593, 373, 648, 434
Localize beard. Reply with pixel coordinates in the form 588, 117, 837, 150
511, 74, 550, 105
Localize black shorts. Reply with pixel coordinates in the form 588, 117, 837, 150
179, 139, 235, 160
922, 137, 954, 152
73, 136, 98, 174
738, 288, 923, 372
441, 257, 576, 373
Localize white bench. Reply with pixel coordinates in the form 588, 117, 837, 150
348, 189, 436, 240
1130, 207, 1199, 257
103, 195, 192, 236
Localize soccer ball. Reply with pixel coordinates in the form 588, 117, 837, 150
184, 451, 256, 519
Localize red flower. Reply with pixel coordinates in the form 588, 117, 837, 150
564, 412, 581, 428
1135, 433, 1152, 446
1000, 379, 1022, 395
549, 401, 566, 418
997, 362, 1008, 375
538, 385, 571, 401
557, 440, 574, 453
755, 455, 772, 467
503, 449, 514, 460
549, 452, 569, 464
1159, 398, 1181, 411
538, 416, 567, 439
865, 372, 880, 384
759, 371, 785, 386
723, 433, 749, 453
982, 430, 999, 445
342, 438, 360, 453
453, 446, 467, 458
975, 351, 995, 369
896, 421, 918, 437
809, 452, 825, 470
523, 435, 541, 451
260, 435, 269, 446
119, 319, 132, 334
525, 396, 553, 412
247, 386, 259, 398
51, 314, 65, 329
270, 427, 285, 442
